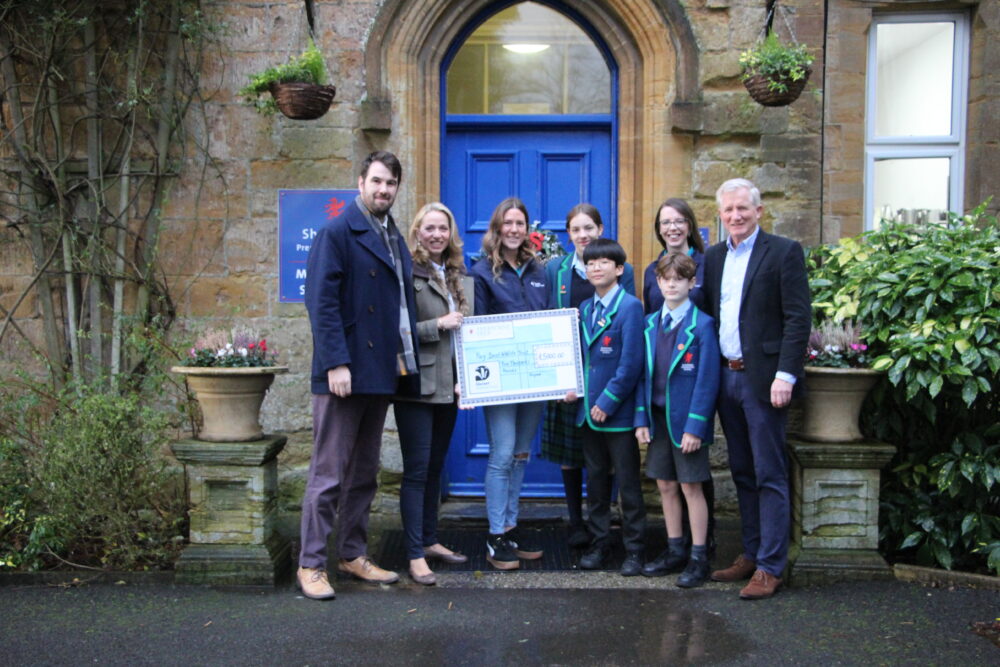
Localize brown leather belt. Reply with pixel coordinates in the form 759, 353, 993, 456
724, 358, 745, 371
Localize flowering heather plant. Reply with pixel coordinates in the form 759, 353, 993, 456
528, 220, 567, 261
806, 320, 872, 368
181, 326, 278, 368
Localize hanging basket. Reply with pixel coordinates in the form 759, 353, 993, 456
268, 82, 336, 120
743, 67, 811, 107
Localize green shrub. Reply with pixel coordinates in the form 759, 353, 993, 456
808, 201, 1000, 574
0, 379, 186, 571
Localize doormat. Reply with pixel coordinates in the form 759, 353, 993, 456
374, 525, 670, 573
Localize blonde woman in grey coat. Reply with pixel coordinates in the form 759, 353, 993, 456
394, 202, 474, 585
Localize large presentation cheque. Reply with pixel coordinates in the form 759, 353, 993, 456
456, 309, 584, 408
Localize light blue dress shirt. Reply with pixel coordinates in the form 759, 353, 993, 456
659, 298, 691, 331
572, 253, 588, 280
591, 284, 620, 327
718, 225, 796, 385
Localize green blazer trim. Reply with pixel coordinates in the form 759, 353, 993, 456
643, 306, 700, 447
580, 287, 633, 432
554, 255, 575, 309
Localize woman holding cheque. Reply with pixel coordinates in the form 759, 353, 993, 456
469, 197, 550, 571
393, 203, 473, 585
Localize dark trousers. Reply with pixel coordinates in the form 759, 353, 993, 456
582, 426, 646, 553
717, 367, 790, 576
393, 400, 458, 560
299, 393, 390, 569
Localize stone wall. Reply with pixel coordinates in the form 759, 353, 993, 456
4, 0, 996, 535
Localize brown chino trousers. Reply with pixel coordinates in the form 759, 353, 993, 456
299, 393, 391, 569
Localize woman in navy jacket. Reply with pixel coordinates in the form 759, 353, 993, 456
393, 203, 473, 585
542, 203, 636, 549
643, 198, 705, 314
469, 197, 549, 571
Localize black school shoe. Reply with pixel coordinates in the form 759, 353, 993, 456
567, 522, 591, 549
620, 551, 644, 577
506, 527, 543, 560
486, 533, 520, 571
641, 548, 688, 577
676, 557, 710, 588
579, 542, 610, 570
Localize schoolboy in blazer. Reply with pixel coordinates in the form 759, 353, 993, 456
635, 253, 720, 586
572, 239, 647, 576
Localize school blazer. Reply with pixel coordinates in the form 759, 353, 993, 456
636, 306, 720, 447
546, 254, 637, 309
304, 199, 419, 395
575, 288, 646, 432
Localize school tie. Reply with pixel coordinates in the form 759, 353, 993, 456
592, 301, 605, 329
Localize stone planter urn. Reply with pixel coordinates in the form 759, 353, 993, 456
800, 366, 883, 442
171, 366, 288, 442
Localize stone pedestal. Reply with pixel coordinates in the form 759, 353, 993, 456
171, 435, 290, 585
788, 439, 897, 586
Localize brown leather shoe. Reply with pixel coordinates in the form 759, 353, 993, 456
297, 567, 335, 600
711, 554, 757, 582
337, 556, 400, 584
739, 569, 782, 600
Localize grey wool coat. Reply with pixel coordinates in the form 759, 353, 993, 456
403, 262, 474, 404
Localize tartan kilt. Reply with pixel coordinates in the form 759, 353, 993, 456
540, 400, 584, 467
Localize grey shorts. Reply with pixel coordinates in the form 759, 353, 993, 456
645, 410, 711, 483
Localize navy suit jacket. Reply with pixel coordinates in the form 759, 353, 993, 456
305, 198, 419, 395
700, 229, 811, 404
575, 288, 645, 432
636, 306, 720, 446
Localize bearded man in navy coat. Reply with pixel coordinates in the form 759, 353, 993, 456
297, 151, 420, 600
700, 178, 811, 600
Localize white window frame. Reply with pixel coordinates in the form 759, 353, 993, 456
864, 12, 970, 230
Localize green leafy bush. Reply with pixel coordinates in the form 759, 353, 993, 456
808, 201, 1000, 574
739, 32, 814, 94
0, 379, 186, 571
238, 39, 327, 114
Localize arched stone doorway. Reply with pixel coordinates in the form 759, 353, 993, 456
363, 0, 703, 272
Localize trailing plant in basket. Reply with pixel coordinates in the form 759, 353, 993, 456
739, 31, 814, 94
239, 39, 327, 114
807, 201, 1000, 574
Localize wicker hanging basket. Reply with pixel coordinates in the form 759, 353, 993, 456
743, 67, 811, 107
268, 82, 336, 120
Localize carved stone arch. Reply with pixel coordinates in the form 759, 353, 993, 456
363, 0, 702, 267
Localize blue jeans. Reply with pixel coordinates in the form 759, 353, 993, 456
483, 401, 545, 535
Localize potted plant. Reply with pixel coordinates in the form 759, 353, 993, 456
238, 39, 335, 119
739, 31, 814, 107
800, 319, 883, 442
172, 326, 288, 442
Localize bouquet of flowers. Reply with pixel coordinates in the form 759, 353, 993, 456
806, 320, 871, 368
181, 326, 278, 368
528, 220, 567, 261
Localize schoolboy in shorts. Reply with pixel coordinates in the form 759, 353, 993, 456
567, 238, 648, 576
635, 253, 720, 587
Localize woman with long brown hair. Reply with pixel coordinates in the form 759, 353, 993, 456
468, 196, 551, 570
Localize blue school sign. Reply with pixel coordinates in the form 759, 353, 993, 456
277, 189, 356, 302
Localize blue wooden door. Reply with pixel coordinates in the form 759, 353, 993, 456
442, 115, 614, 496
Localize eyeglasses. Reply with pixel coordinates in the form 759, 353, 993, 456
659, 219, 689, 228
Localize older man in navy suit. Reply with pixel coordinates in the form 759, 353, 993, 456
700, 178, 810, 600
297, 151, 420, 600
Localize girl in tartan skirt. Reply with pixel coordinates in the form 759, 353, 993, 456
541, 204, 636, 548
